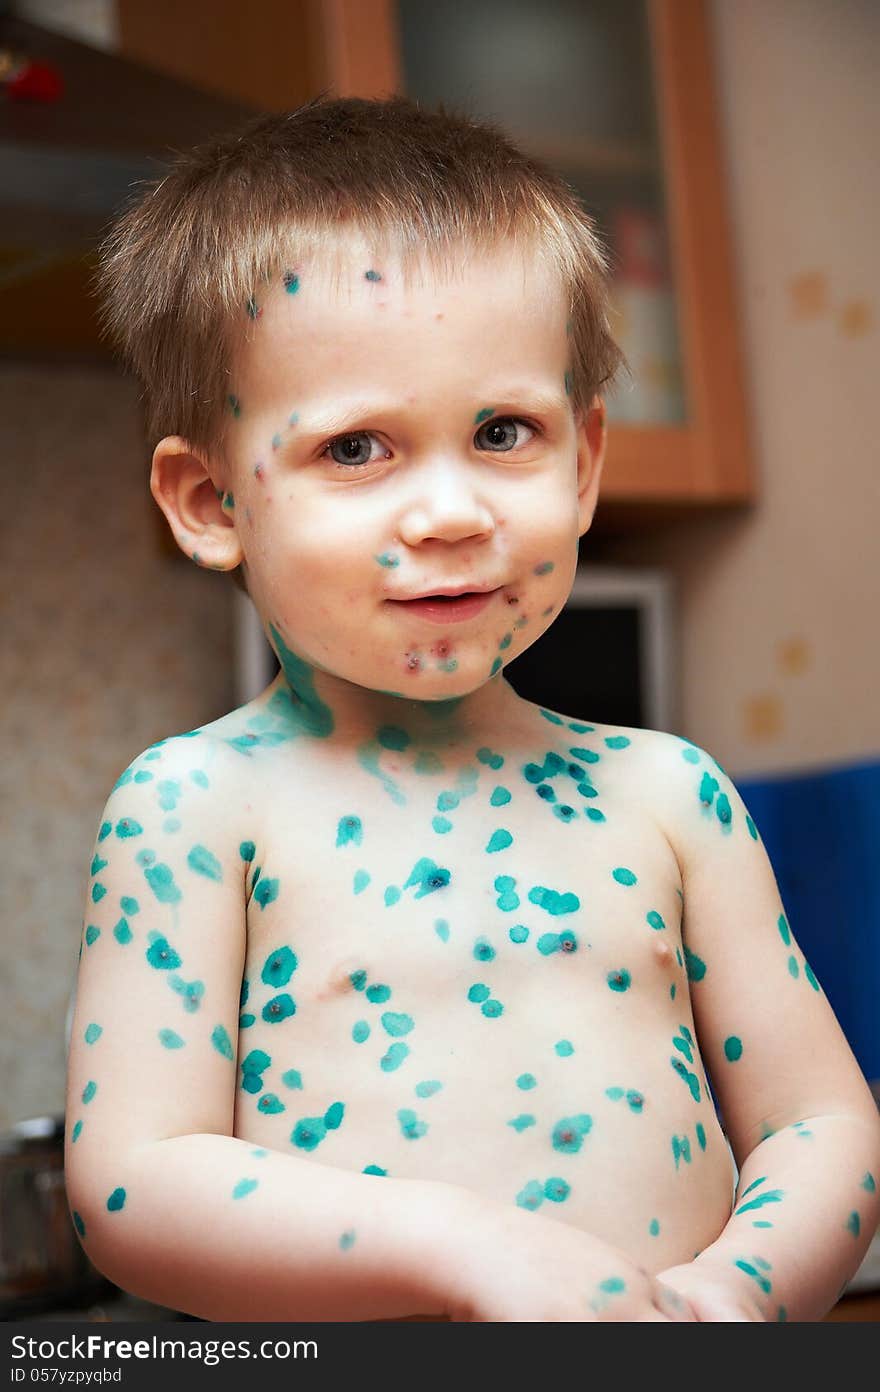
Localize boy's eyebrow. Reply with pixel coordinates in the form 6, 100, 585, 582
299, 390, 569, 437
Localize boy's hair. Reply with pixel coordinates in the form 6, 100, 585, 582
93, 94, 627, 591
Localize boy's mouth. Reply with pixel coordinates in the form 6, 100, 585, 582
388, 589, 499, 624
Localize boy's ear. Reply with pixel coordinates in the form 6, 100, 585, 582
575, 395, 607, 537
150, 436, 243, 572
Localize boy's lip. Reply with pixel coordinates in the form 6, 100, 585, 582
387, 589, 500, 624
391, 583, 500, 600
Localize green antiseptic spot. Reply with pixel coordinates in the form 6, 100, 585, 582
262, 993, 296, 1024
533, 561, 554, 576
292, 1117, 328, 1152
281, 1069, 303, 1089
384, 885, 402, 906
476, 746, 505, 770
115, 818, 142, 839
474, 407, 495, 424
734, 1259, 772, 1295
415, 1080, 442, 1099
434, 919, 450, 942
169, 975, 204, 1012
106, 1187, 126, 1212
724, 1036, 743, 1062
734, 1189, 784, 1216
366, 983, 391, 1004
84, 925, 100, 946
71, 1120, 83, 1143
72, 1212, 86, 1238
510, 925, 529, 944
517, 1073, 537, 1090
486, 828, 513, 853
158, 1028, 185, 1049
254, 877, 280, 910
239, 841, 256, 863
232, 1178, 259, 1200
490, 786, 512, 806
605, 735, 631, 750
646, 910, 665, 931
846, 1212, 861, 1237
211, 1024, 234, 1060
804, 961, 820, 991
494, 875, 520, 911
672, 1135, 692, 1169
612, 867, 637, 887
468, 983, 490, 1003
375, 551, 399, 567
481, 999, 504, 1017
555, 1040, 574, 1057
787, 955, 799, 978
669, 1056, 700, 1102
143, 862, 182, 906
397, 1107, 429, 1140
696, 1122, 707, 1150
352, 1020, 370, 1043
381, 1012, 414, 1037
380, 1043, 409, 1072
684, 946, 706, 982
377, 725, 410, 751
98, 821, 112, 841
607, 969, 631, 992
862, 1173, 876, 1193
508, 1114, 535, 1132
336, 815, 363, 847
403, 856, 450, 898
552, 1115, 592, 1154
84, 1022, 102, 1045
528, 885, 580, 916
261, 946, 298, 987
350, 970, 367, 991
353, 868, 371, 893
82, 1081, 97, 1105
339, 1230, 356, 1251
649, 1218, 660, 1236
257, 1094, 285, 1115
473, 937, 496, 962
91, 884, 107, 904
324, 1102, 345, 1130
516, 1180, 544, 1211
146, 935, 181, 971
363, 1165, 387, 1176
544, 1177, 570, 1202
777, 913, 791, 945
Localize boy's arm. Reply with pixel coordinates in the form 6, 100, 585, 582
649, 735, 880, 1322
64, 739, 462, 1321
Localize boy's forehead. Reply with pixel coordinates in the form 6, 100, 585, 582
232, 233, 569, 402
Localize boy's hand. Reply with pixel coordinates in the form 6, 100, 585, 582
654, 1259, 767, 1322
441, 1196, 698, 1322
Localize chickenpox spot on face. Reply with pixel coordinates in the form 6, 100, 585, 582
474, 407, 495, 425
533, 561, 554, 576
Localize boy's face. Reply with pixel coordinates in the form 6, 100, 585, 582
217, 236, 604, 724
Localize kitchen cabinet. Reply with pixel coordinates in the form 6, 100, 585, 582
310, 0, 756, 519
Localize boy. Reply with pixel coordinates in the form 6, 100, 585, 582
66, 96, 880, 1322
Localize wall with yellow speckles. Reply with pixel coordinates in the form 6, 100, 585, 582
0, 366, 234, 1128
601, 0, 879, 778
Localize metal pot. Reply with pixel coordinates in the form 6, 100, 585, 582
0, 1114, 114, 1318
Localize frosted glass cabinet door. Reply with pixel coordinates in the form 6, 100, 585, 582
395, 0, 687, 426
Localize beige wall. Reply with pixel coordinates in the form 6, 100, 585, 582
603, 0, 879, 778
0, 368, 234, 1128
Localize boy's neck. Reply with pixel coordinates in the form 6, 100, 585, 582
260, 664, 527, 756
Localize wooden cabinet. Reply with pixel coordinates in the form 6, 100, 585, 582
310, 0, 756, 515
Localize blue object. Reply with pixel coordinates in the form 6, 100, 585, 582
738, 755, 880, 1086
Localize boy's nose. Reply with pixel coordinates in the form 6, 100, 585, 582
395, 460, 496, 546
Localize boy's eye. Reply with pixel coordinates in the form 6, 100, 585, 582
474, 417, 535, 452
323, 432, 388, 469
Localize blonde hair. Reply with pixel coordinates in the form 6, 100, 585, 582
93, 94, 628, 588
